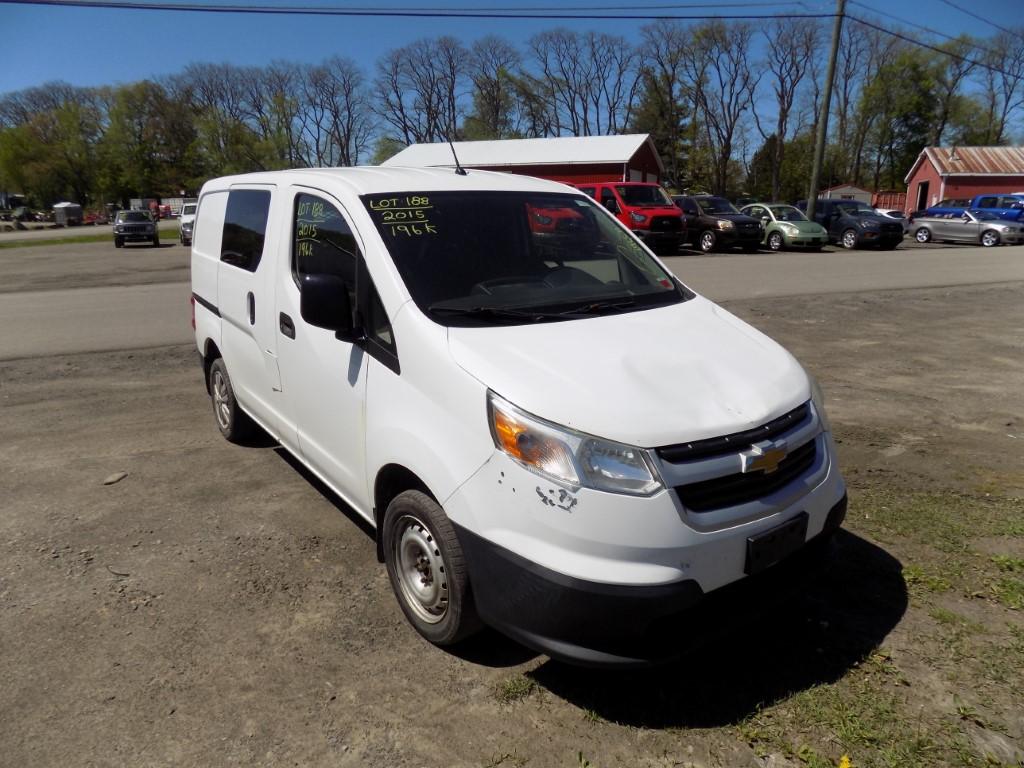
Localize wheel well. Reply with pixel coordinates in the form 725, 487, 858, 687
202, 340, 221, 393
373, 464, 434, 562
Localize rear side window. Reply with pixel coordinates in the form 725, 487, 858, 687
221, 189, 271, 272
977, 197, 998, 209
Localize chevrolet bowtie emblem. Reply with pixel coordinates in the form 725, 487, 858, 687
740, 441, 788, 474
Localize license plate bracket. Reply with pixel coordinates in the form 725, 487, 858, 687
745, 512, 808, 576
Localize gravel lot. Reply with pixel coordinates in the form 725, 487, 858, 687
0, 238, 1022, 766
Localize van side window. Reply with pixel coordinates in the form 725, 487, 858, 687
578, 187, 596, 199
293, 193, 357, 298
221, 189, 271, 272
600, 188, 617, 208
977, 196, 998, 208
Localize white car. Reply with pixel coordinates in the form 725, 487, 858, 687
190, 167, 847, 666
179, 201, 197, 245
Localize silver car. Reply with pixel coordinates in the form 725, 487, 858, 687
912, 209, 1024, 247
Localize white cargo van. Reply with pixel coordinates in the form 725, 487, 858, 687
190, 167, 847, 666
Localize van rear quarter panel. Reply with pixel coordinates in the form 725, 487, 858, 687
191, 189, 228, 354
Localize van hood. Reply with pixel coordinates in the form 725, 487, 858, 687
447, 296, 809, 448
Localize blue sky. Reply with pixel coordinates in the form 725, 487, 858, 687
0, 0, 1014, 95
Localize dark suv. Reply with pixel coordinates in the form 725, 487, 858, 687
672, 195, 762, 252
113, 209, 159, 248
802, 199, 903, 250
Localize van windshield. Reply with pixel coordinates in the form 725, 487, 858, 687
361, 191, 687, 326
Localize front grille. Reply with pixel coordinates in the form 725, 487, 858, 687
651, 216, 682, 232
674, 439, 818, 512
121, 224, 149, 234
656, 403, 810, 463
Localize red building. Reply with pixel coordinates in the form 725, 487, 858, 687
382, 135, 665, 185
904, 146, 1024, 213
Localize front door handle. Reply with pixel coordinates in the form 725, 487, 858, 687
247, 292, 256, 325
279, 312, 295, 339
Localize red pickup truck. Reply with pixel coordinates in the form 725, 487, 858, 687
574, 182, 685, 254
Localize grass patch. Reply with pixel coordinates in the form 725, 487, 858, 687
0, 232, 116, 248
493, 674, 536, 704
903, 564, 953, 595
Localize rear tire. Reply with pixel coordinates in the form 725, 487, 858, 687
383, 490, 480, 646
208, 358, 257, 443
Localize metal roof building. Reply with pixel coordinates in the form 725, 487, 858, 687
381, 134, 666, 185
904, 146, 1024, 212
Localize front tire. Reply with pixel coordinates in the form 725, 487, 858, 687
841, 229, 858, 249
152, 234, 160, 247
767, 231, 783, 251
915, 227, 931, 243
981, 230, 999, 247
114, 236, 123, 248
699, 230, 717, 253
208, 358, 257, 443
383, 490, 480, 646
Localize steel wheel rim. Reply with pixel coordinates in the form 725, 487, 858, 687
212, 370, 231, 430
843, 231, 856, 248
982, 231, 997, 246
700, 232, 714, 251
393, 514, 448, 624
768, 233, 782, 250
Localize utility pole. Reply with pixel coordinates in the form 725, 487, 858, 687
807, 0, 846, 221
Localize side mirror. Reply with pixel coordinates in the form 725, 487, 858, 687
300, 273, 361, 341
603, 198, 620, 214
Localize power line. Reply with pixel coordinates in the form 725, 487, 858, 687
936, 0, 1024, 42
848, 0, 1003, 60
847, 14, 1019, 79
0, 0, 837, 19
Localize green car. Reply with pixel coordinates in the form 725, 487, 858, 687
740, 203, 829, 251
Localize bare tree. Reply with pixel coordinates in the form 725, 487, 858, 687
301, 57, 374, 166
978, 29, 1024, 144
638, 23, 691, 184
374, 36, 468, 145
930, 37, 978, 145
683, 21, 762, 194
528, 28, 638, 136
752, 19, 820, 199
466, 35, 521, 139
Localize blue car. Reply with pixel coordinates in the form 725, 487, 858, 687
925, 193, 1024, 221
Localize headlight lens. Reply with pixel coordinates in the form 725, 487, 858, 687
488, 391, 663, 496
809, 376, 833, 433
717, 219, 735, 230
629, 211, 648, 224
781, 223, 799, 234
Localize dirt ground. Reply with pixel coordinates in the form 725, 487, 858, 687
1, 279, 1022, 767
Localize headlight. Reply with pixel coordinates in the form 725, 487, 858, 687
629, 211, 648, 224
809, 376, 833, 434
717, 219, 735, 230
781, 223, 799, 234
488, 391, 663, 496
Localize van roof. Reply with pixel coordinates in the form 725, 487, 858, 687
200, 166, 578, 197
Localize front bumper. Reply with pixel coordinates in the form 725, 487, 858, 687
443, 404, 847, 666
783, 231, 828, 248
457, 495, 847, 666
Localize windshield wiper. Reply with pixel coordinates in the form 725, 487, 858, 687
428, 305, 570, 322
560, 299, 638, 315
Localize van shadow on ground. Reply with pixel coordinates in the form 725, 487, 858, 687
527, 530, 907, 729
269, 446, 907, 721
